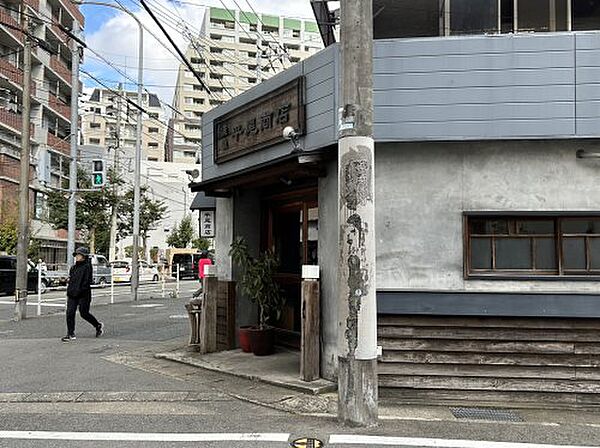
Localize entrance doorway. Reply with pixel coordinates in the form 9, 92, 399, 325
264, 187, 318, 347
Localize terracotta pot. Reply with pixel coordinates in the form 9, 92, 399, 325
238, 326, 253, 353
248, 327, 275, 356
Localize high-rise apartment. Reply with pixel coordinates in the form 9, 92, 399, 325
0, 0, 84, 264
168, 7, 323, 164
81, 87, 167, 162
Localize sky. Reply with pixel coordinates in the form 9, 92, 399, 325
80, 0, 317, 111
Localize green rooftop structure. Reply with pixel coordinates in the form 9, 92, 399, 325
210, 7, 235, 21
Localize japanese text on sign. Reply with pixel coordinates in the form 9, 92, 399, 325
214, 77, 305, 163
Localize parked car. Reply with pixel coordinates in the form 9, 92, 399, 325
171, 253, 202, 280
0, 256, 40, 295
89, 254, 112, 287
110, 260, 159, 283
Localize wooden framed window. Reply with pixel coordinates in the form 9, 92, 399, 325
465, 214, 600, 279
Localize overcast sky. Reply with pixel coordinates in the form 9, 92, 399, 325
81, 0, 317, 109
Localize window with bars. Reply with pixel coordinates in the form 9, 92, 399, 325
465, 215, 600, 278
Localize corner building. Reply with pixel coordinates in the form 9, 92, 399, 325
192, 1, 600, 405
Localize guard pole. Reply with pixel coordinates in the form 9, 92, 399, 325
37, 263, 42, 316
176, 263, 180, 298
161, 268, 165, 299
110, 266, 114, 304
337, 0, 378, 427
199, 265, 217, 354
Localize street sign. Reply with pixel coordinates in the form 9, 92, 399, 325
91, 159, 105, 187
200, 210, 215, 238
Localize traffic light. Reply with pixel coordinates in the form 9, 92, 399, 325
91, 159, 105, 187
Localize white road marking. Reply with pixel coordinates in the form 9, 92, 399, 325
0, 301, 65, 308
328, 435, 599, 448
0, 431, 290, 442
131, 303, 164, 308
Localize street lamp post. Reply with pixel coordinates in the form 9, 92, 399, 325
74, 1, 144, 301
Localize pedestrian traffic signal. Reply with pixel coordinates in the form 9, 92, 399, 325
91, 159, 105, 187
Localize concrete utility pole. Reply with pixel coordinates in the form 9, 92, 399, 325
67, 22, 81, 268
337, 0, 378, 426
108, 83, 123, 262
14, 3, 33, 321
130, 23, 144, 301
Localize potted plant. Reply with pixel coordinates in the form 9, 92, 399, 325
229, 237, 285, 356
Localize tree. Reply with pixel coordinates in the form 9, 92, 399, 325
46, 167, 113, 255
117, 186, 168, 257
193, 237, 210, 252
0, 219, 18, 254
166, 215, 195, 248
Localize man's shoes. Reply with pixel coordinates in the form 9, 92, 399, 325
61, 335, 76, 342
96, 322, 104, 338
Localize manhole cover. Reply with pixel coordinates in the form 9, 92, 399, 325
450, 407, 524, 422
290, 437, 324, 448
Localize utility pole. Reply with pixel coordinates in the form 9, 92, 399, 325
14, 2, 33, 321
108, 83, 123, 261
131, 24, 144, 301
337, 0, 377, 426
67, 22, 81, 268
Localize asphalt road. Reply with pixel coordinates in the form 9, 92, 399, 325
0, 278, 200, 322
1, 293, 600, 447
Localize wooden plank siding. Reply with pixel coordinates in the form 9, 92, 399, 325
216, 281, 236, 351
378, 315, 600, 404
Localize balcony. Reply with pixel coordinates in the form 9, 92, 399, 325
0, 58, 36, 95
48, 93, 71, 121
47, 131, 69, 153
0, 10, 24, 43
0, 108, 34, 135
49, 56, 71, 85
58, 0, 84, 25
25, 0, 40, 11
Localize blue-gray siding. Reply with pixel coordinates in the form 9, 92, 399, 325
201, 32, 600, 182
201, 44, 338, 182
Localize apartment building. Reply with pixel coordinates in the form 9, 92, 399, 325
167, 6, 323, 164
81, 87, 167, 162
0, 0, 84, 264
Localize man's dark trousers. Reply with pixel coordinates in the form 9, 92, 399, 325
66, 295, 99, 336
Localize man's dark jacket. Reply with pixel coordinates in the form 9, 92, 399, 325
67, 260, 93, 299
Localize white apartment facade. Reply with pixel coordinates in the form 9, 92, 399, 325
81, 87, 167, 162
168, 6, 323, 164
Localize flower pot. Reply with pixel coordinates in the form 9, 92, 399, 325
248, 327, 275, 356
238, 326, 253, 353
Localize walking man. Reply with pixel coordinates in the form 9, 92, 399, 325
61, 247, 104, 342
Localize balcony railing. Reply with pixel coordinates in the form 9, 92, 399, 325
25, 0, 40, 11
0, 108, 34, 135
58, 0, 84, 25
48, 93, 71, 121
0, 58, 36, 95
47, 131, 69, 153
0, 10, 24, 43
49, 56, 71, 84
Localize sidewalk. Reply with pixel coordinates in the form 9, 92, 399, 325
153, 345, 600, 425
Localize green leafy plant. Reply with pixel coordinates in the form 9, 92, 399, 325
229, 237, 285, 329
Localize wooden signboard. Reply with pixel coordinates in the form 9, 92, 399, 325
213, 77, 305, 163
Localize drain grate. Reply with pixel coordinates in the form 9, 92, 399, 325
450, 407, 524, 422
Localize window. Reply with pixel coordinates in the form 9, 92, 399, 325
148, 127, 159, 133
89, 122, 101, 129
183, 84, 193, 91
34, 192, 48, 220
517, 0, 568, 32
89, 138, 101, 144
451, 0, 498, 35
465, 215, 600, 278
184, 71, 195, 78
148, 113, 159, 119
573, 0, 600, 30
148, 142, 158, 148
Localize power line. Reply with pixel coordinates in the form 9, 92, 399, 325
137, 0, 210, 93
